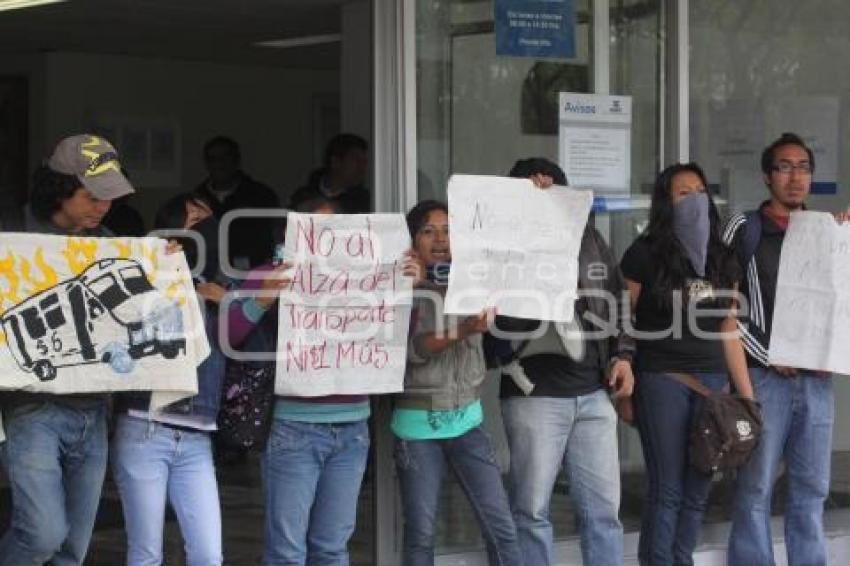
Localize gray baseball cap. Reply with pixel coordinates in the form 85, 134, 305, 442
47, 134, 135, 200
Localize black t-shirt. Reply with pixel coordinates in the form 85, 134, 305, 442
620, 237, 728, 373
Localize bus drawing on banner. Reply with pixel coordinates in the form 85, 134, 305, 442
0, 258, 186, 381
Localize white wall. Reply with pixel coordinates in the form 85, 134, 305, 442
24, 51, 339, 223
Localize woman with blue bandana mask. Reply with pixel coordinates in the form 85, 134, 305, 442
620, 163, 755, 565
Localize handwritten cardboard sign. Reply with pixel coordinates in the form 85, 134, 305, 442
445, 174, 593, 322
769, 211, 850, 374
277, 214, 412, 396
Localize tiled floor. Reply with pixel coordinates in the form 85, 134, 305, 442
2, 451, 849, 564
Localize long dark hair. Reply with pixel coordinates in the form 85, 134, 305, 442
154, 192, 209, 230
154, 192, 219, 280
644, 163, 739, 305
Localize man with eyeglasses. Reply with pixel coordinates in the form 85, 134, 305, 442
722, 132, 836, 566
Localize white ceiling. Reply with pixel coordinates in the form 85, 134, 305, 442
0, 0, 346, 68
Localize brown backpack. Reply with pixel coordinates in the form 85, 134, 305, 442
669, 373, 763, 474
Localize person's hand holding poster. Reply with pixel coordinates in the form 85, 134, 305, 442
277, 213, 412, 396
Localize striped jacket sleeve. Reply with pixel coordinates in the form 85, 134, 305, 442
722, 213, 770, 366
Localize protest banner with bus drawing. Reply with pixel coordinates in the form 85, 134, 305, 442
0, 233, 207, 406
2, 257, 186, 381
276, 213, 413, 396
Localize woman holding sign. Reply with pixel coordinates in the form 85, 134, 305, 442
392, 200, 522, 566
620, 163, 755, 565
227, 197, 421, 565
225, 197, 373, 565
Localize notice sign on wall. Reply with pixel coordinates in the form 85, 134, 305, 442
559, 92, 632, 195
277, 214, 412, 396
495, 0, 576, 59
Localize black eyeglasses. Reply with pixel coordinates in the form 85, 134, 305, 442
772, 162, 812, 175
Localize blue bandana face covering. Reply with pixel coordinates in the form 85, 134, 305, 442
673, 191, 710, 277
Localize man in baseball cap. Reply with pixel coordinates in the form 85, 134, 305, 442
23, 134, 134, 234
0, 134, 134, 564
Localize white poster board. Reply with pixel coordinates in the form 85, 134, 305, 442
277, 214, 412, 396
768, 211, 850, 374
445, 174, 593, 322
558, 92, 631, 195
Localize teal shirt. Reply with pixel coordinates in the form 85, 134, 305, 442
391, 400, 483, 440
273, 399, 371, 424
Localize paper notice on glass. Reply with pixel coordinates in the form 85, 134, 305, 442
444, 174, 593, 322
559, 92, 631, 195
276, 213, 413, 396
768, 211, 850, 375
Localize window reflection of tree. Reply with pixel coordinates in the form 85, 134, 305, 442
520, 63, 588, 135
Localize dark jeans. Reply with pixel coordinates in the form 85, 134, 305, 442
634, 371, 726, 566
394, 426, 521, 566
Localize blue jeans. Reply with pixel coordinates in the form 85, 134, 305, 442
394, 426, 521, 566
110, 415, 222, 566
728, 368, 833, 566
0, 401, 108, 566
501, 390, 623, 566
262, 419, 369, 565
634, 371, 727, 566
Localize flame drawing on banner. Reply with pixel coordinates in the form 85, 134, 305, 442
0, 238, 191, 346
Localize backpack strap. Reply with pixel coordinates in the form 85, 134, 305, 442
666, 372, 730, 397
509, 339, 532, 362
501, 340, 534, 395
483, 328, 531, 368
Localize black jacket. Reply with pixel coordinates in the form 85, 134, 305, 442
289, 169, 371, 214
195, 173, 280, 268
722, 202, 786, 367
